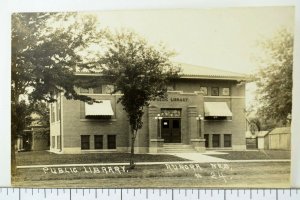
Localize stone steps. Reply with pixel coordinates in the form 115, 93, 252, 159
163, 143, 197, 153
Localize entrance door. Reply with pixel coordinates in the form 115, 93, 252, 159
204, 134, 209, 148
161, 118, 181, 143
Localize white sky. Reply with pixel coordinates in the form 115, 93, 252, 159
88, 7, 295, 74
86, 7, 295, 110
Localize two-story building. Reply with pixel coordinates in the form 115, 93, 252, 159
49, 63, 247, 154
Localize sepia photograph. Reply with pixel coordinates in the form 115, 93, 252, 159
11, 7, 294, 188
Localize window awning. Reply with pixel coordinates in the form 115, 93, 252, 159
85, 100, 114, 116
204, 102, 232, 117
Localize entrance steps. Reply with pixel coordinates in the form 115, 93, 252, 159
163, 143, 197, 153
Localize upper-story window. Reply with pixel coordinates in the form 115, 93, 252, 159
199, 86, 208, 95
80, 88, 89, 93
102, 85, 114, 94
222, 88, 230, 96
167, 82, 175, 91
50, 103, 55, 123
56, 96, 61, 121
93, 86, 102, 94
79, 85, 115, 94
211, 87, 219, 96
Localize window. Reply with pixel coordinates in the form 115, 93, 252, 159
222, 88, 230, 96
80, 88, 89, 93
51, 136, 55, 148
81, 135, 90, 150
200, 86, 208, 95
107, 135, 116, 149
204, 116, 228, 120
56, 96, 61, 121
173, 119, 180, 128
102, 85, 114, 94
51, 103, 55, 123
94, 135, 103, 149
224, 134, 232, 147
204, 134, 209, 148
167, 83, 175, 91
57, 136, 61, 149
162, 119, 169, 128
212, 134, 220, 147
93, 86, 102, 94
211, 87, 219, 96
161, 108, 181, 118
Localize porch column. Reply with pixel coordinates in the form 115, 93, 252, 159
187, 106, 198, 139
148, 105, 164, 153
188, 106, 206, 152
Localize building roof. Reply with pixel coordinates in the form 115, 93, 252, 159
176, 62, 247, 80
245, 130, 269, 138
269, 127, 291, 135
257, 131, 269, 137
75, 62, 248, 81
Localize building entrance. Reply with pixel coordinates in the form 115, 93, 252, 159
161, 118, 181, 143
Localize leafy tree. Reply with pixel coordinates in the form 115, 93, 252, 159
248, 118, 261, 134
11, 12, 103, 175
254, 29, 293, 125
14, 100, 50, 151
30, 101, 50, 127
15, 101, 34, 136
99, 31, 180, 169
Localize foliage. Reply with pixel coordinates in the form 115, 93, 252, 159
248, 118, 261, 134
14, 101, 33, 135
11, 12, 103, 175
14, 100, 49, 134
11, 12, 104, 103
247, 117, 278, 132
100, 30, 181, 167
31, 101, 50, 127
254, 29, 293, 125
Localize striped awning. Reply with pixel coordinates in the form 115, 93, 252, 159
85, 100, 114, 116
204, 102, 232, 117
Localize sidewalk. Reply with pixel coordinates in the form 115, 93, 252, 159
17, 151, 290, 169
167, 152, 290, 163
169, 152, 227, 162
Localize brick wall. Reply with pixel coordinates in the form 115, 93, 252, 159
57, 78, 246, 153
62, 94, 130, 152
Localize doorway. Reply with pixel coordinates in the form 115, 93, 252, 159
161, 118, 181, 143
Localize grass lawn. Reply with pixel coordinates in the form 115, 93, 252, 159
206, 150, 290, 160
16, 151, 189, 166
13, 161, 290, 188
14, 150, 291, 187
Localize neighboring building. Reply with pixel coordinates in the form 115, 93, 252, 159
245, 130, 257, 149
257, 131, 269, 150
266, 127, 291, 150
245, 130, 269, 150
49, 63, 247, 154
17, 113, 50, 151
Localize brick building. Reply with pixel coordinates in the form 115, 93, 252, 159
49, 63, 247, 154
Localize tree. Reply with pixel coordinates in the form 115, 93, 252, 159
31, 101, 50, 127
254, 29, 293, 125
100, 31, 180, 169
11, 12, 103, 175
15, 101, 34, 136
14, 100, 50, 151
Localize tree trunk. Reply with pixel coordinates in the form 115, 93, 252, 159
11, 129, 17, 176
128, 129, 137, 170
11, 89, 20, 177
11, 102, 18, 177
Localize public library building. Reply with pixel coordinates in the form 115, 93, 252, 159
49, 63, 247, 154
